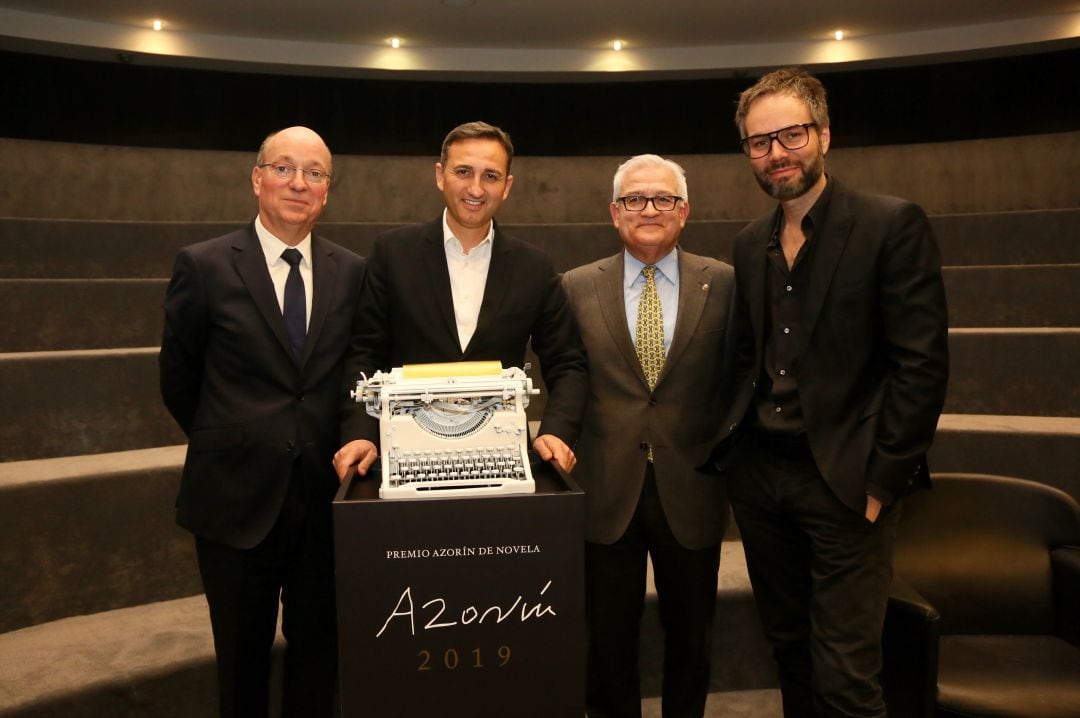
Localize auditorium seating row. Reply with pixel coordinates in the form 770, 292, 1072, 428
1, 132, 1077, 716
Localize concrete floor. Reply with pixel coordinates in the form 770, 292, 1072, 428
642, 689, 782, 717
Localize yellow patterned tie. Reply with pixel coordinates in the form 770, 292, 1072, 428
636, 266, 665, 461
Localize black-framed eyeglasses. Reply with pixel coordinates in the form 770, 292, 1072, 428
258, 163, 331, 184
616, 195, 683, 212
740, 123, 817, 159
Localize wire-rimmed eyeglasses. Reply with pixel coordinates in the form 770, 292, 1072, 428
258, 163, 331, 184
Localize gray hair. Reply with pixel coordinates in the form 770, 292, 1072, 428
612, 154, 689, 202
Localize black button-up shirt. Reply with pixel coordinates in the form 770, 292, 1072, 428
752, 178, 835, 435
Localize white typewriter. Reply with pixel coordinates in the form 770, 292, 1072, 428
351, 361, 539, 499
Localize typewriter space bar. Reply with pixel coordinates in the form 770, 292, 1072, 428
380, 475, 536, 499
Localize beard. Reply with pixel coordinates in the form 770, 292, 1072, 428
753, 147, 825, 200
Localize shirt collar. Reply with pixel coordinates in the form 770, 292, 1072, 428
442, 208, 494, 255
255, 215, 313, 267
624, 246, 679, 290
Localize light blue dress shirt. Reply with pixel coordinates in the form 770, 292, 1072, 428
624, 247, 679, 353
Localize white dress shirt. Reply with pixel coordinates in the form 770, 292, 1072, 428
255, 215, 312, 330
443, 208, 494, 351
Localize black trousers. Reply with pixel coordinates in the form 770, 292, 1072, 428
195, 460, 339, 718
585, 464, 722, 718
729, 432, 899, 718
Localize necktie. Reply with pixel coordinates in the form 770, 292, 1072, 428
635, 265, 665, 390
281, 248, 306, 359
636, 266, 665, 463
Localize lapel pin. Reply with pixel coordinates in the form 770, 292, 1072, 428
701, 283, 709, 291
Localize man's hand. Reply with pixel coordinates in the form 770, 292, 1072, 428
865, 495, 883, 523
533, 434, 576, 474
333, 440, 378, 483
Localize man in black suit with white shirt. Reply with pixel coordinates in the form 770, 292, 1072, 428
160, 126, 364, 718
334, 121, 586, 481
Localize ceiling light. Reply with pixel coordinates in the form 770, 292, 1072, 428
612, 40, 623, 51
834, 30, 844, 40
152, 19, 163, 31
390, 37, 401, 48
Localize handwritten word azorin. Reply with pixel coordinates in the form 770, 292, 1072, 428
376, 580, 556, 637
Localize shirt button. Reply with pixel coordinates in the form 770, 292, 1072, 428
775, 406, 782, 413
783, 327, 791, 334
779, 369, 787, 376
786, 285, 793, 292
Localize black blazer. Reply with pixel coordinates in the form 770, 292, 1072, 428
340, 217, 587, 446
160, 223, 365, 549
727, 178, 949, 511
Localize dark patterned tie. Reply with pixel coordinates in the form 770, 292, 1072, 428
635, 265, 665, 462
635, 265, 665, 389
281, 248, 306, 359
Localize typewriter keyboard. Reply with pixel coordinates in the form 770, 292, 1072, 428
388, 446, 528, 488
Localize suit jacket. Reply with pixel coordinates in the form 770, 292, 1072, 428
340, 217, 587, 445
563, 249, 737, 548
726, 177, 949, 512
160, 223, 366, 549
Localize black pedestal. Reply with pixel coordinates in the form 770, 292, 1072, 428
333, 463, 585, 717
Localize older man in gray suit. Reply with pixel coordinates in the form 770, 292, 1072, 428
562, 154, 738, 718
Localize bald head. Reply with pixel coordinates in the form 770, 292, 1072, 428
252, 126, 333, 245
257, 126, 332, 175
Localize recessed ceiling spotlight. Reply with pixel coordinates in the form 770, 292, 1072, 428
390, 37, 401, 48
834, 30, 844, 40
152, 19, 163, 31
612, 40, 624, 51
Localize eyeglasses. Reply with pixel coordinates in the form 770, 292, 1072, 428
740, 123, 817, 159
616, 195, 683, 212
258, 163, 331, 184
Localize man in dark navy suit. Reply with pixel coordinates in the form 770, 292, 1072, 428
333, 121, 586, 481
160, 126, 365, 718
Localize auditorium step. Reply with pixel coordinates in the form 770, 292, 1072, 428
5, 325, 1072, 462
0, 279, 167, 352
944, 328, 1080, 417
3, 264, 1076, 352
0, 445, 197, 633
4, 209, 1078, 279
930, 414, 1080, 502
0, 348, 184, 462
0, 595, 285, 718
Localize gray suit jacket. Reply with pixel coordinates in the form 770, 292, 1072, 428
563, 248, 737, 548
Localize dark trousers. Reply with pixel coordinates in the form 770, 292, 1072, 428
195, 460, 339, 718
586, 464, 722, 718
729, 433, 899, 718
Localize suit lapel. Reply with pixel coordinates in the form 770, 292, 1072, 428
468, 223, 512, 356
656, 250, 707, 387
419, 219, 461, 354
300, 235, 338, 368
743, 226, 770, 363
232, 225, 294, 362
595, 253, 648, 388
800, 181, 851, 355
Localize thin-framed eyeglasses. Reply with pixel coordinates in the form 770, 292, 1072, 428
258, 163, 331, 184
740, 122, 817, 159
616, 195, 683, 212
